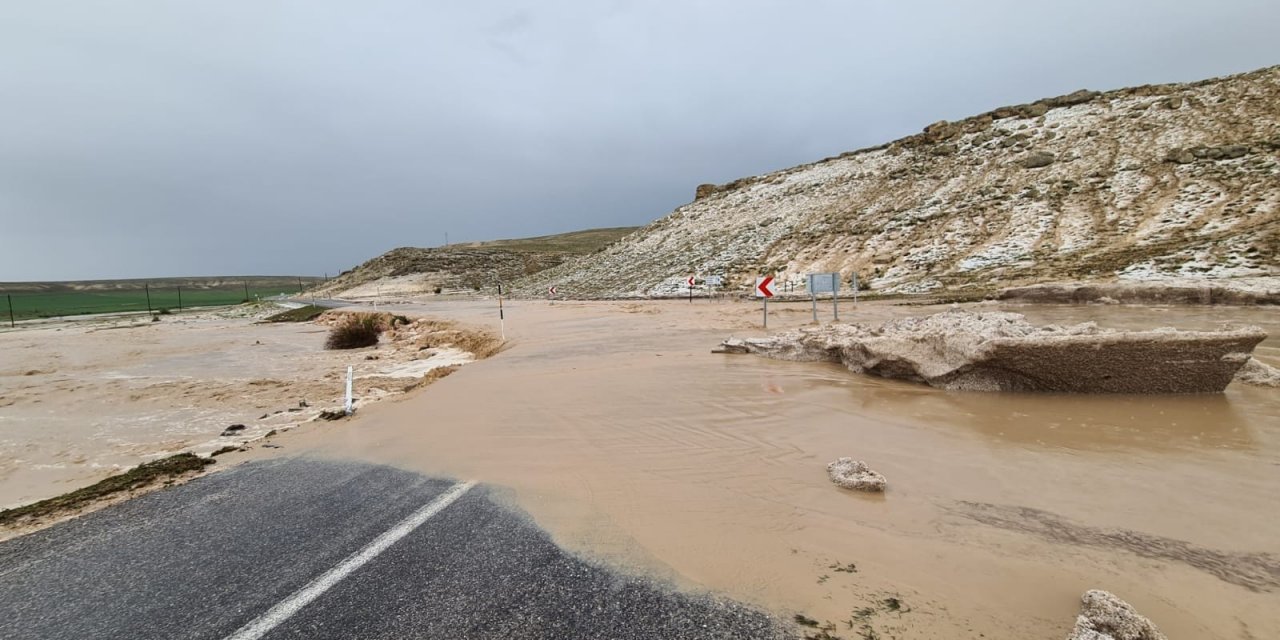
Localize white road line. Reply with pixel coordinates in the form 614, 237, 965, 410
223, 481, 475, 640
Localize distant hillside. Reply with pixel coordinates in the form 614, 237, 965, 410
513, 66, 1279, 299
318, 227, 638, 296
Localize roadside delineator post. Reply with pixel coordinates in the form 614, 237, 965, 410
344, 366, 355, 415
497, 281, 506, 341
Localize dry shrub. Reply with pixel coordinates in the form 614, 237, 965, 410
325, 315, 382, 350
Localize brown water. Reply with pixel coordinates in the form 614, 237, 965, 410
272, 299, 1280, 640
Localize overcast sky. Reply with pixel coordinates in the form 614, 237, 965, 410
2, 1, 1277, 281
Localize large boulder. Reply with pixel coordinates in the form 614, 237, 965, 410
716, 311, 1266, 393
1066, 590, 1166, 640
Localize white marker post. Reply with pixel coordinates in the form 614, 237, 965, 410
344, 366, 354, 415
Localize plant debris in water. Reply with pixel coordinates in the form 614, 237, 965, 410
261, 304, 327, 323
0, 453, 215, 527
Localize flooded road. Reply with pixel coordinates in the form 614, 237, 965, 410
273, 298, 1280, 640
3, 298, 1276, 637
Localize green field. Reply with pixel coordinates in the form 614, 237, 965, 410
0, 276, 323, 322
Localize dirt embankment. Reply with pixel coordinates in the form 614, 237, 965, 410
998, 280, 1280, 306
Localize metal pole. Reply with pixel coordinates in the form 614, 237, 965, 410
145, 283, 153, 315
7, 294, 14, 328
853, 274, 859, 305
763, 296, 768, 329
833, 284, 839, 322
810, 285, 818, 324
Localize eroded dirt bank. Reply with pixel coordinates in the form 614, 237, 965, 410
266, 298, 1280, 640
0, 307, 496, 510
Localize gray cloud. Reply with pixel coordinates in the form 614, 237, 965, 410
2, 1, 1278, 280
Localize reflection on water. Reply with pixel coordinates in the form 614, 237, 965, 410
845, 374, 1257, 452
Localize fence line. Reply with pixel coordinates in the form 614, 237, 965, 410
0, 279, 323, 323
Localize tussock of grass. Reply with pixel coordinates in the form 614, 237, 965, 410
325, 315, 382, 349
262, 304, 327, 323
0, 453, 215, 526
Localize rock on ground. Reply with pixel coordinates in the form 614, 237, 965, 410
1066, 590, 1166, 640
716, 311, 1266, 394
1234, 357, 1280, 387
826, 458, 886, 492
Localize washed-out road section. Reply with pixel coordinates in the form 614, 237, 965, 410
0, 458, 787, 640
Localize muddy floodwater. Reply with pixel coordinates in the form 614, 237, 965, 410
5, 298, 1279, 638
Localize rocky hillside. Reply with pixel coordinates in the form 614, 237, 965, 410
514, 66, 1280, 298
317, 227, 637, 297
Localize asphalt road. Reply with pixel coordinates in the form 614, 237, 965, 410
0, 458, 789, 640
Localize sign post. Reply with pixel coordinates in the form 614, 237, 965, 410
809, 281, 818, 323
806, 273, 840, 324
687, 275, 695, 303
706, 275, 723, 301
852, 273, 859, 305
548, 285, 557, 303
755, 275, 776, 328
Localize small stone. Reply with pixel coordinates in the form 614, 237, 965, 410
1020, 151, 1056, 169
694, 184, 720, 200
220, 422, 247, 437
1220, 145, 1249, 159
827, 458, 887, 492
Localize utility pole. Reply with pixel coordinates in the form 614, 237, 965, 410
7, 294, 14, 328
297, 276, 304, 294
243, 281, 250, 302
144, 283, 153, 316
177, 286, 183, 312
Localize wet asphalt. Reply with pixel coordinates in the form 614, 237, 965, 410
0, 458, 790, 640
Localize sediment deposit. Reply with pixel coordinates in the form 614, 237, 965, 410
717, 311, 1266, 393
